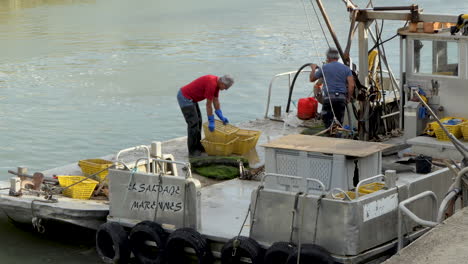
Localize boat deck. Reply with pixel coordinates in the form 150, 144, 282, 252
42, 118, 304, 187
199, 178, 258, 242
384, 207, 468, 264
0, 118, 302, 229
408, 136, 468, 161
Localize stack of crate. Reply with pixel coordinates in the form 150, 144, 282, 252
201, 120, 261, 156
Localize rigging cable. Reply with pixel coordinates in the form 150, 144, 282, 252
299, 0, 343, 129
308, 0, 331, 48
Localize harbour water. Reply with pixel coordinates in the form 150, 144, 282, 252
0, 0, 464, 262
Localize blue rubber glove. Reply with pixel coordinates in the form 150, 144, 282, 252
208, 115, 215, 132
215, 109, 229, 125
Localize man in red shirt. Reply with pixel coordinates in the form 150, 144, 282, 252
177, 75, 234, 157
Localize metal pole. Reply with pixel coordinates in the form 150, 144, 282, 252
315, 0, 346, 63
368, 30, 401, 108
344, 10, 358, 65
399, 36, 405, 130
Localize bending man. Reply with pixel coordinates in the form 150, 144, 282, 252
177, 75, 234, 157
310, 48, 354, 129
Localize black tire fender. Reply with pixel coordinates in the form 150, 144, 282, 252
129, 221, 168, 264
286, 244, 334, 264
95, 222, 130, 264
221, 236, 264, 264
165, 227, 212, 264
264, 242, 295, 264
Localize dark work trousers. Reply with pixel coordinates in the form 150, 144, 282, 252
180, 103, 204, 155
321, 97, 346, 129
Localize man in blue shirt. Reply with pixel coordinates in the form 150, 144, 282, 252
310, 48, 355, 129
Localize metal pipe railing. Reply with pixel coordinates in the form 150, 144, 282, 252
331, 188, 352, 200
355, 174, 386, 198
151, 158, 192, 179
116, 145, 151, 172
437, 189, 459, 223
260, 173, 326, 194
398, 191, 438, 252
264, 70, 312, 118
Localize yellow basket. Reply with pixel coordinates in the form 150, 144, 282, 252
424, 117, 450, 136
232, 129, 261, 155
201, 137, 238, 156
203, 120, 239, 143
435, 124, 463, 141
424, 117, 465, 137
358, 182, 385, 194
78, 159, 113, 181
57, 175, 98, 200
335, 182, 384, 200
335, 191, 366, 200
461, 122, 468, 141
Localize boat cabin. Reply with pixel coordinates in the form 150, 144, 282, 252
355, 10, 468, 160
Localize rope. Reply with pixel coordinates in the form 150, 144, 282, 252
301, 0, 347, 131
245, 185, 264, 236
296, 192, 324, 264
232, 185, 264, 257
307, 0, 331, 48
395, 185, 413, 246
31, 198, 58, 233
120, 167, 138, 220
289, 192, 303, 244
296, 194, 306, 264
152, 172, 163, 222
313, 196, 322, 243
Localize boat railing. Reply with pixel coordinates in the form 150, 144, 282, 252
264, 70, 312, 119
330, 188, 352, 200
355, 174, 386, 198
260, 173, 326, 195
397, 190, 438, 252
151, 158, 192, 179
116, 145, 151, 172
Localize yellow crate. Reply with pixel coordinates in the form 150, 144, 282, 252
462, 122, 468, 141
236, 129, 261, 142
233, 129, 261, 155
425, 117, 465, 137
358, 182, 385, 194
233, 136, 257, 155
335, 183, 384, 200
424, 117, 465, 136
57, 175, 98, 200
203, 120, 239, 143
435, 124, 462, 141
201, 137, 238, 156
335, 191, 366, 200
78, 159, 113, 181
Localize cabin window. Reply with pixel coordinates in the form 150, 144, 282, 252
413, 40, 459, 76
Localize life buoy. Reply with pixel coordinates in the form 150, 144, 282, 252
129, 221, 168, 264
95, 222, 130, 264
165, 227, 212, 264
221, 236, 264, 264
264, 242, 295, 264
286, 244, 333, 264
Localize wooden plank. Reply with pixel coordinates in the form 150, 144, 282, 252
261, 134, 393, 157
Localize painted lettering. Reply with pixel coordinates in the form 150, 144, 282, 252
127, 182, 183, 196
130, 200, 183, 212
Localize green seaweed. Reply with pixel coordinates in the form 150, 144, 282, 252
193, 165, 239, 180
